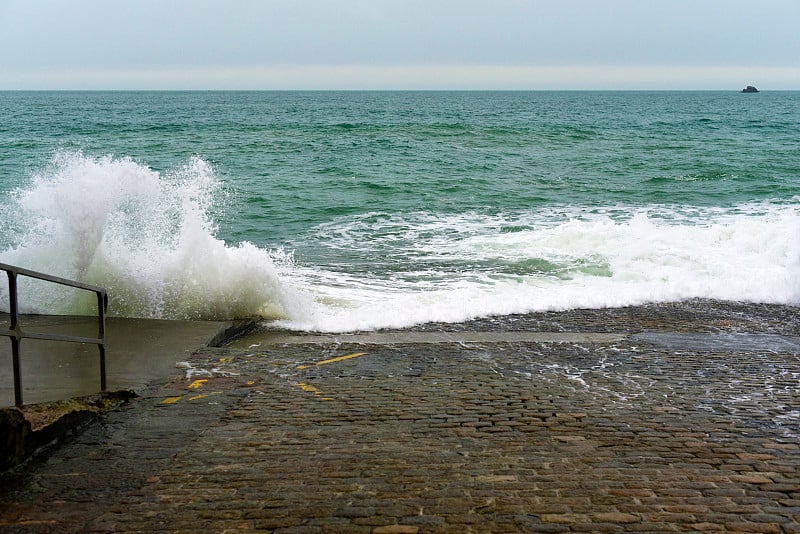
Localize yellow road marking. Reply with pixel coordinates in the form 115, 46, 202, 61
296, 382, 323, 395
297, 352, 367, 370
188, 392, 222, 401
188, 379, 208, 389
295, 382, 335, 401
293, 352, 368, 398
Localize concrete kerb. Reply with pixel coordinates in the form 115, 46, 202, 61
0, 390, 136, 472
206, 317, 261, 347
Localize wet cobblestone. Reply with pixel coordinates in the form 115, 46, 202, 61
422, 299, 800, 335
1, 301, 799, 532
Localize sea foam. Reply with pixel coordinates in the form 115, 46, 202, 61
276, 206, 800, 332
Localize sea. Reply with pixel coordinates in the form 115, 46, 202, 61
0, 91, 798, 332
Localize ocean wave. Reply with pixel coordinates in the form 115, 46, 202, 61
2, 152, 798, 332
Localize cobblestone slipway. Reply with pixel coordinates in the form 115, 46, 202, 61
1, 301, 799, 533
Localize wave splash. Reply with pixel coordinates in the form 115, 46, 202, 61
1, 152, 292, 320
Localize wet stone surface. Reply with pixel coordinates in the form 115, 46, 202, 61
1, 301, 799, 533
419, 299, 800, 335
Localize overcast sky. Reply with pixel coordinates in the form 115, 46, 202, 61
1, 0, 798, 90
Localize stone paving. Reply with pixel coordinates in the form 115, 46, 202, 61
1, 301, 799, 533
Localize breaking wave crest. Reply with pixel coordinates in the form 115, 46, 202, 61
0, 152, 293, 320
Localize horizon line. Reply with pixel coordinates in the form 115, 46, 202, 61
0, 88, 792, 92
1, 64, 796, 92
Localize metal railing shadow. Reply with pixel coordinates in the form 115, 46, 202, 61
0, 262, 108, 406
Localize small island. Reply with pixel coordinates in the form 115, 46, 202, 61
741, 85, 760, 93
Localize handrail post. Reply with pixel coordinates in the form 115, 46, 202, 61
11, 337, 22, 406
7, 269, 23, 406
97, 291, 108, 392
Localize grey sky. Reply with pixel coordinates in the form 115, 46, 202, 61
1, 0, 798, 89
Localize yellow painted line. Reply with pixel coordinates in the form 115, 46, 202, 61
188, 392, 223, 401
294, 382, 336, 401
188, 379, 208, 389
160, 396, 183, 405
296, 382, 323, 395
297, 352, 368, 370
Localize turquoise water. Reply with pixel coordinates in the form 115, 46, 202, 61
1, 91, 799, 330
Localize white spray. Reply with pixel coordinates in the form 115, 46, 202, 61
1, 152, 292, 320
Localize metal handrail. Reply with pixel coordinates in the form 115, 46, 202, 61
1, 262, 108, 406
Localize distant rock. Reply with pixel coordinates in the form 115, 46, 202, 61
741, 85, 759, 93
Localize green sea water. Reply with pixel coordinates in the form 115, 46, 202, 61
1, 91, 798, 330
